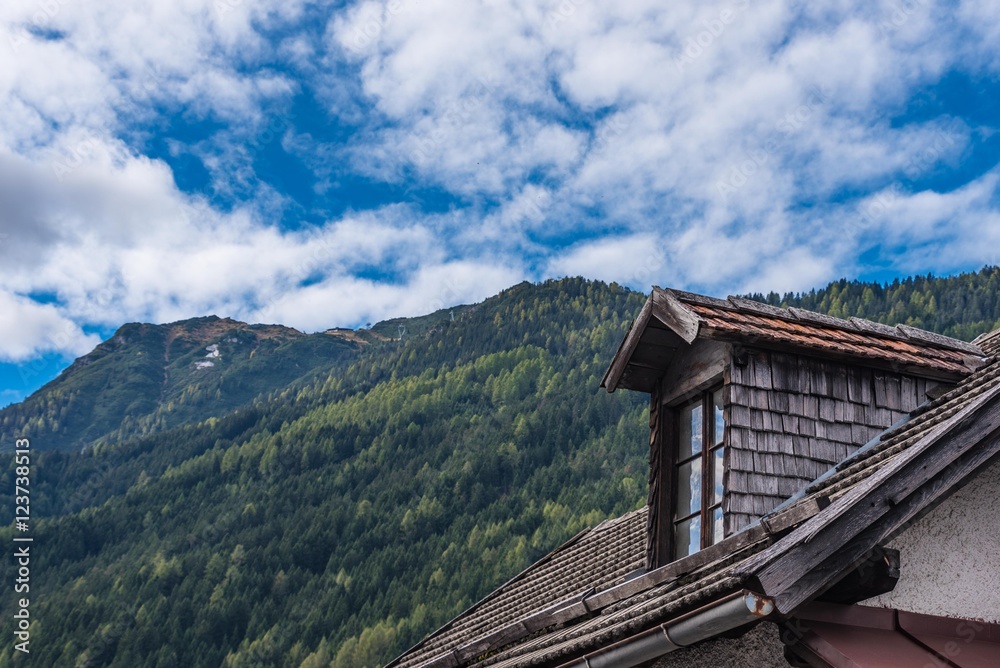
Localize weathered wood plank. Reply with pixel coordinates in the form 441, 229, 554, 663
761, 496, 826, 534
770, 434, 1000, 613
584, 523, 770, 611
846, 366, 866, 404
617, 366, 662, 393
628, 341, 678, 369
651, 388, 675, 569
771, 355, 794, 391
738, 384, 1000, 609
658, 339, 727, 407
752, 352, 774, 389
873, 374, 888, 407
651, 287, 701, 343
647, 389, 664, 570
602, 294, 654, 392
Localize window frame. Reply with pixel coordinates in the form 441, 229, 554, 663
669, 386, 725, 560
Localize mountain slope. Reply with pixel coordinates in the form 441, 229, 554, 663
1, 272, 999, 667
2, 315, 404, 453
0, 278, 649, 668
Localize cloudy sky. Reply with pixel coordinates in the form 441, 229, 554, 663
2, 0, 1000, 404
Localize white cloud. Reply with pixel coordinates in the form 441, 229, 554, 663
254, 259, 525, 331
3, 0, 1000, 371
852, 170, 1000, 273
546, 234, 664, 289
330, 0, 1000, 293
0, 290, 100, 362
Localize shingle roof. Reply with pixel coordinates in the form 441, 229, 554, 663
973, 328, 1000, 357
388, 509, 647, 668
394, 332, 1000, 668
604, 289, 985, 393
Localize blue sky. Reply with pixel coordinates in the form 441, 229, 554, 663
2, 0, 1000, 405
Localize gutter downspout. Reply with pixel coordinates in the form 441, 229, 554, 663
556, 590, 774, 668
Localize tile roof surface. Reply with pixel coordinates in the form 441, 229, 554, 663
389, 510, 647, 668
671, 290, 984, 377
393, 303, 1000, 668
974, 328, 1000, 357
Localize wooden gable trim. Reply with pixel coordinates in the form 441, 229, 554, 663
603, 288, 703, 393
651, 288, 701, 344
736, 381, 1000, 613
658, 339, 728, 407
699, 329, 976, 382
602, 293, 655, 393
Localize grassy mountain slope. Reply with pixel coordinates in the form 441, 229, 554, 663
1, 271, 999, 667
0, 279, 650, 668
2, 316, 401, 453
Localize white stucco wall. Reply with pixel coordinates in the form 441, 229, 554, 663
866, 456, 1000, 623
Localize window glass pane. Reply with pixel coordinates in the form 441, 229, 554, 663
676, 459, 702, 517
712, 447, 724, 505
712, 388, 725, 446
674, 516, 701, 558
712, 507, 724, 544
679, 401, 703, 459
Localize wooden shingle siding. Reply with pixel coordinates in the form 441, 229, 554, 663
725, 349, 937, 533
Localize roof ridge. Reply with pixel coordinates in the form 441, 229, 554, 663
664, 288, 984, 356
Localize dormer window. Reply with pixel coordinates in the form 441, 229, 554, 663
673, 387, 725, 558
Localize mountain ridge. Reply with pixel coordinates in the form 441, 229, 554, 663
1, 271, 1000, 666
0, 307, 466, 453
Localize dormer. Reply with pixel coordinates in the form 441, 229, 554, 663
602, 287, 985, 570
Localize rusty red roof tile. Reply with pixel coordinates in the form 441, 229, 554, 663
682, 300, 979, 376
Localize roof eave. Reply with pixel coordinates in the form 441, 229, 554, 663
736, 377, 1000, 614
554, 590, 775, 668
601, 288, 702, 393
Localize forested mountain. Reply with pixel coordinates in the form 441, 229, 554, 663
0, 305, 470, 453
0, 280, 649, 667
750, 265, 1000, 341
0, 317, 362, 452
1, 271, 999, 668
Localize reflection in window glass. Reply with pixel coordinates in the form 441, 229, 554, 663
673, 387, 726, 561
713, 507, 724, 544
712, 388, 725, 446
674, 516, 701, 558
679, 402, 703, 459
676, 459, 701, 517
712, 447, 724, 505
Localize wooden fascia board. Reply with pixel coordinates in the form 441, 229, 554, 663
603, 289, 702, 393
602, 294, 655, 393
700, 328, 971, 384
652, 288, 701, 344
737, 382, 1000, 613
773, 438, 1000, 615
